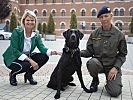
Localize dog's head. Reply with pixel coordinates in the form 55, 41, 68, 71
63, 29, 84, 49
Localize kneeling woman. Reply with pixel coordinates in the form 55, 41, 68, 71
3, 10, 60, 86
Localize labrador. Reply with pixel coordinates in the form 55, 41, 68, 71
47, 29, 91, 99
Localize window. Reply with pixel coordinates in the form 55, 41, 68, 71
62, 0, 65, 3
82, 0, 86, 3
105, 0, 109, 2
26, 0, 29, 4
71, 10, 75, 14
92, 9, 96, 16
43, 0, 46, 3
81, 10, 85, 16
91, 23, 96, 30
52, 10, 56, 16
114, 9, 119, 16
34, 10, 38, 16
130, 8, 133, 16
81, 21, 86, 30
115, 22, 122, 30
43, 10, 47, 16
120, 9, 124, 16
52, 0, 56, 3
34, 0, 38, 4
61, 23, 65, 29
71, 0, 75, 3
61, 10, 66, 16
92, 0, 96, 2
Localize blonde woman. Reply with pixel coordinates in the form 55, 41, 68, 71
3, 10, 60, 86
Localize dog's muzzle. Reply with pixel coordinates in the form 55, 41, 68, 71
70, 33, 77, 42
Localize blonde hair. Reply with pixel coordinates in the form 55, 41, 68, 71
20, 10, 38, 31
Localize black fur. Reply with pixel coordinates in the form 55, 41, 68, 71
47, 29, 91, 99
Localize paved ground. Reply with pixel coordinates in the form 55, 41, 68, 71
0, 63, 133, 100
0, 37, 133, 100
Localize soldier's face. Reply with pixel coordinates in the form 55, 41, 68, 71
99, 13, 112, 27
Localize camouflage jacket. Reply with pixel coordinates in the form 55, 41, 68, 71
81, 25, 127, 69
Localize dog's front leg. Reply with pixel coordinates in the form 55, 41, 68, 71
54, 68, 62, 99
76, 69, 92, 93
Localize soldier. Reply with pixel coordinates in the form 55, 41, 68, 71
81, 6, 127, 97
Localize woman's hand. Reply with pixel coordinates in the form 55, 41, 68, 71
108, 67, 118, 81
51, 51, 62, 55
25, 58, 39, 70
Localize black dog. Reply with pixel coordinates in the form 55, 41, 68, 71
47, 29, 91, 99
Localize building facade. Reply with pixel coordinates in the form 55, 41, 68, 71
5, 0, 133, 35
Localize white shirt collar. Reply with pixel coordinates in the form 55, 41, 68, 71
24, 28, 36, 39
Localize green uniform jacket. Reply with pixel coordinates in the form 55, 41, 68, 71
81, 25, 127, 69
3, 27, 48, 67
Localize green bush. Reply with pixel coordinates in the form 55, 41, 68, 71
10, 12, 17, 32
47, 13, 55, 34
70, 12, 77, 29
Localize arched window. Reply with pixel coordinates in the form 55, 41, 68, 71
115, 22, 122, 31
81, 10, 85, 16
114, 9, 119, 16
82, 0, 86, 3
130, 8, 133, 16
51, 10, 56, 16
34, 10, 38, 16
43, 0, 46, 3
120, 9, 124, 16
43, 10, 47, 16
62, 0, 65, 3
91, 23, 96, 30
92, 9, 96, 16
34, 0, 38, 4
14, 7, 17, 14
71, 10, 75, 14
26, 0, 29, 4
61, 23, 65, 29
81, 21, 86, 30
71, 0, 75, 3
52, 0, 56, 3
61, 10, 66, 16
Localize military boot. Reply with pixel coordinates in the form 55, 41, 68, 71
90, 77, 99, 92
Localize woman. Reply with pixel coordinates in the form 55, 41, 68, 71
3, 10, 60, 86
81, 6, 127, 97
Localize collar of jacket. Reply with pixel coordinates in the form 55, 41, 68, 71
98, 25, 116, 36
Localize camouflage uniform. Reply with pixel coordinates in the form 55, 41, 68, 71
81, 25, 127, 97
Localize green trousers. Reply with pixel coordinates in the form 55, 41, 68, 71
86, 58, 122, 97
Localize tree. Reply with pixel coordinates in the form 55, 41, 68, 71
42, 23, 47, 37
47, 13, 55, 34
37, 23, 42, 35
0, 0, 11, 22
130, 16, 133, 34
70, 12, 77, 29
10, 12, 17, 32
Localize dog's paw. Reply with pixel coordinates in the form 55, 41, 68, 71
61, 87, 65, 91
54, 93, 60, 99
68, 82, 76, 86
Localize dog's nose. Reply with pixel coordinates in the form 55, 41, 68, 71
70, 33, 76, 41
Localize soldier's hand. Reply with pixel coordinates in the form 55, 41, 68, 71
108, 67, 118, 81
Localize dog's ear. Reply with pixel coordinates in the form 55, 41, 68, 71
63, 29, 70, 39
78, 30, 84, 40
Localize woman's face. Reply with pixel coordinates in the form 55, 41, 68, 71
99, 13, 112, 27
24, 15, 36, 30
